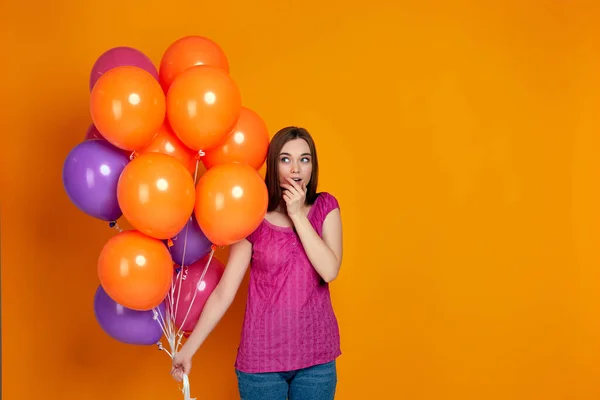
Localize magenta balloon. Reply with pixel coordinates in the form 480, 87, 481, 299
85, 123, 104, 140
89, 46, 158, 91
173, 255, 224, 333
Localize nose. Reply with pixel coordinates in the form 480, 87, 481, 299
291, 162, 299, 174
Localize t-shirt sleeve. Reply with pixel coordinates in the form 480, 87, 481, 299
319, 192, 340, 218
246, 222, 262, 244
314, 192, 340, 236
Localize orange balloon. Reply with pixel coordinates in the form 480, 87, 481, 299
166, 65, 242, 152
195, 163, 268, 246
98, 230, 173, 311
117, 152, 196, 239
202, 107, 270, 170
90, 66, 165, 151
159, 36, 230, 92
136, 122, 199, 176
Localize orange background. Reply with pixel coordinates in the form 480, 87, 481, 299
3, 0, 600, 399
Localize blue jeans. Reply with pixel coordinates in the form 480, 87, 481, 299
235, 361, 337, 400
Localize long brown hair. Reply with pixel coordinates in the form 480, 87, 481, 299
265, 126, 319, 212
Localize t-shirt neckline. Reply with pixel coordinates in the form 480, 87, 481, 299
262, 193, 321, 232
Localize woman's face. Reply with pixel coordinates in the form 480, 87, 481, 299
278, 138, 313, 188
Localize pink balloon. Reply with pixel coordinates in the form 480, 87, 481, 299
172, 255, 224, 333
89, 46, 159, 91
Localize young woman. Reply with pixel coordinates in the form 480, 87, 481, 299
171, 126, 343, 400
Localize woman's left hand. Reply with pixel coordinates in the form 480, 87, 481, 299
281, 177, 306, 218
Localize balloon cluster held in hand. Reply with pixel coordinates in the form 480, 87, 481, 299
62, 37, 269, 356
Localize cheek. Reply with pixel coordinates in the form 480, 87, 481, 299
278, 164, 286, 180
302, 165, 313, 179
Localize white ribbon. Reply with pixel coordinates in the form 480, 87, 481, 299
181, 374, 196, 400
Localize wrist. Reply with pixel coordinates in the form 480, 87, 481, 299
290, 212, 307, 224
179, 340, 198, 357
177, 348, 194, 361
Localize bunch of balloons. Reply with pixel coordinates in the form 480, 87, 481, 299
62, 36, 270, 398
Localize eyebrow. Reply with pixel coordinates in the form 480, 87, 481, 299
279, 152, 312, 156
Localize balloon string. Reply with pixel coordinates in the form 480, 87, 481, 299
153, 307, 170, 344
154, 313, 195, 400
172, 158, 201, 301
153, 307, 167, 333
181, 374, 196, 400
171, 157, 202, 337
154, 309, 196, 399
194, 157, 201, 178
161, 156, 202, 400
176, 247, 215, 343
157, 342, 196, 400
157, 342, 172, 358
167, 263, 177, 339
164, 282, 173, 339
109, 221, 123, 232
172, 226, 191, 331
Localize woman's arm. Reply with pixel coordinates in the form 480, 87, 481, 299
282, 178, 343, 283
291, 208, 343, 283
171, 238, 252, 380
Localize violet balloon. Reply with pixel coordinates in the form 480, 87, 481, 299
94, 285, 165, 345
173, 255, 225, 333
169, 215, 212, 266
62, 140, 129, 221
89, 46, 159, 91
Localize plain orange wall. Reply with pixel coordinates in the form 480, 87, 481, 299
3, 0, 600, 399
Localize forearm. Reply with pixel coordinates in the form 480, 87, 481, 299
291, 213, 340, 282
178, 288, 234, 356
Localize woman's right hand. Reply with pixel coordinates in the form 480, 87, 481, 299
170, 349, 193, 382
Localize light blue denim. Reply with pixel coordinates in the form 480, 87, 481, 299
235, 360, 337, 400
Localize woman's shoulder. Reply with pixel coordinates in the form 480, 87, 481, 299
245, 219, 265, 244
311, 192, 340, 224
314, 191, 340, 209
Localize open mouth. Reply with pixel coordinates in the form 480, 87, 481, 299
291, 178, 302, 183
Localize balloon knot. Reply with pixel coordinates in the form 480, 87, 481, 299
167, 238, 174, 247
109, 221, 123, 232
129, 151, 137, 161
195, 150, 205, 159
211, 244, 217, 252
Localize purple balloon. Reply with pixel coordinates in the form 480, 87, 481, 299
62, 140, 129, 221
169, 215, 212, 266
89, 46, 158, 91
94, 285, 165, 345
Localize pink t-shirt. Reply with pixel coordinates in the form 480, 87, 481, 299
234, 192, 342, 373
